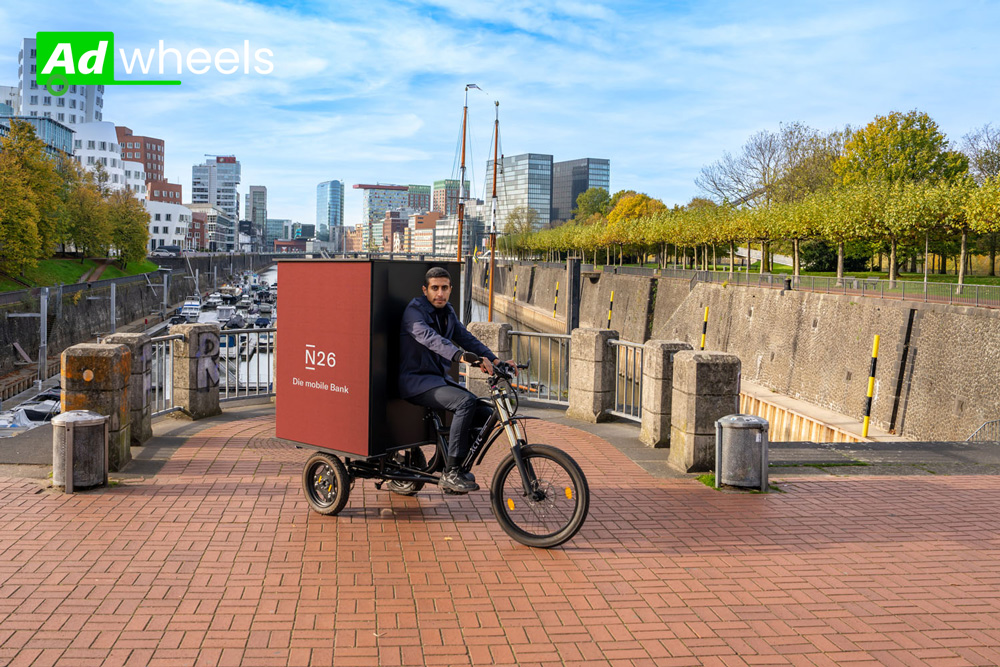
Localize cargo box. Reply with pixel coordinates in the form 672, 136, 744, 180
276, 259, 462, 458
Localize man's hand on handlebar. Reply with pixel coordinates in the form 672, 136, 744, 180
460, 353, 519, 377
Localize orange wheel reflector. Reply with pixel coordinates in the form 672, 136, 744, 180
565, 487, 573, 499
507, 499, 515, 511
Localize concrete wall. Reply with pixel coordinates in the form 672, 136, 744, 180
579, 273, 655, 344
656, 283, 1000, 442
0, 256, 266, 378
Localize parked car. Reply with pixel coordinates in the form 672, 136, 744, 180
150, 244, 182, 258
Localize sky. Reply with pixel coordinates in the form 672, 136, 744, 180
2, 0, 999, 227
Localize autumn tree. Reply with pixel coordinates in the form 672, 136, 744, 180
0, 120, 66, 255
834, 110, 968, 186
0, 151, 42, 275
107, 189, 150, 267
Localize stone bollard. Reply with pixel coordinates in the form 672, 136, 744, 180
465, 322, 512, 398
104, 332, 152, 446
170, 323, 222, 419
566, 328, 618, 423
668, 351, 741, 473
61, 343, 132, 471
639, 340, 694, 448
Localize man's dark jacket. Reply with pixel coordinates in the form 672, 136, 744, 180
398, 296, 497, 399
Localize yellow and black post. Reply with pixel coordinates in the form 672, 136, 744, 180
700, 306, 709, 350
552, 281, 559, 318
862, 334, 880, 437
513, 274, 518, 301
606, 290, 615, 328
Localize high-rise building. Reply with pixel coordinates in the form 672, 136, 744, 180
551, 158, 610, 223
485, 153, 553, 232
408, 184, 431, 212
432, 179, 470, 216
192, 156, 241, 222
316, 180, 344, 242
245, 185, 267, 244
116, 126, 166, 185
17, 37, 105, 125
353, 183, 408, 250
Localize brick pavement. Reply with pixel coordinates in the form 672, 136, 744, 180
2, 412, 1000, 667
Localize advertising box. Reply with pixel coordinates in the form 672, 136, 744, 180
276, 259, 461, 458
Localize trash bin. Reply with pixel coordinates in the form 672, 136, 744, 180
715, 414, 769, 492
52, 410, 109, 492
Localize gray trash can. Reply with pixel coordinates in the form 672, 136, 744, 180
715, 414, 769, 492
52, 410, 109, 492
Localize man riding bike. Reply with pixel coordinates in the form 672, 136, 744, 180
399, 267, 505, 494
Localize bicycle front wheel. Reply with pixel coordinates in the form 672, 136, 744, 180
490, 444, 589, 548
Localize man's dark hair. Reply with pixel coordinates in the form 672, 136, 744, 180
424, 267, 451, 287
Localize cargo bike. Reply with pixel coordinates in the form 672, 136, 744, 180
277, 259, 589, 549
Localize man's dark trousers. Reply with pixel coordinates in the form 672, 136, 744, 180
408, 385, 483, 460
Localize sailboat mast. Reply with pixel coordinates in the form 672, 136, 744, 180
488, 101, 499, 322
457, 87, 469, 262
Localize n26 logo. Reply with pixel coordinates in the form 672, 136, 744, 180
304, 344, 335, 370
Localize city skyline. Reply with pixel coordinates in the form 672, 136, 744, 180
2, 1, 999, 227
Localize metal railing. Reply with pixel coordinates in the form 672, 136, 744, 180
968, 420, 1000, 442
150, 333, 183, 417
218, 327, 276, 401
149, 327, 276, 416
650, 267, 1000, 309
509, 330, 571, 405
609, 339, 644, 422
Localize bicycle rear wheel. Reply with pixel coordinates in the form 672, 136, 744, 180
490, 444, 589, 548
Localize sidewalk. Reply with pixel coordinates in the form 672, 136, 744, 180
1, 404, 999, 666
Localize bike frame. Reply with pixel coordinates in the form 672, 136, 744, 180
344, 365, 542, 495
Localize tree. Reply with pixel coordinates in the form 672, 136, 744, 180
965, 177, 1000, 277
773, 122, 849, 203
574, 187, 610, 221
696, 129, 782, 207
0, 151, 42, 276
503, 205, 538, 235
107, 190, 150, 267
65, 171, 111, 258
962, 123, 1000, 185
0, 120, 66, 255
834, 110, 969, 185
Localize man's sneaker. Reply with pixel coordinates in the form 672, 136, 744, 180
439, 467, 479, 494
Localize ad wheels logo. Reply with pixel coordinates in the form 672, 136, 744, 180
35, 31, 274, 96
36, 31, 180, 95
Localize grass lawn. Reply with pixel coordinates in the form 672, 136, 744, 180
0, 258, 161, 293
100, 259, 159, 280
20, 258, 98, 287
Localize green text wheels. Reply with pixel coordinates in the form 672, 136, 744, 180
490, 444, 589, 548
303, 452, 350, 515
386, 446, 430, 496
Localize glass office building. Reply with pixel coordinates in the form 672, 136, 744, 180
484, 153, 553, 233
551, 158, 610, 223
316, 180, 345, 242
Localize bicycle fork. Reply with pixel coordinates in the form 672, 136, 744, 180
496, 394, 542, 500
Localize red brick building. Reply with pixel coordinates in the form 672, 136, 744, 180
149, 179, 183, 204
186, 211, 209, 251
